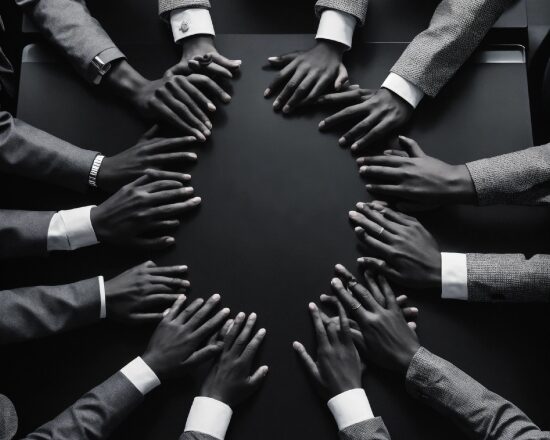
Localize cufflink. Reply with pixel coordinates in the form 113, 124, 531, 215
180, 21, 189, 33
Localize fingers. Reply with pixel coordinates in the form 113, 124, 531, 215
149, 264, 188, 276
398, 135, 425, 157
184, 293, 222, 328
318, 102, 368, 132
190, 59, 234, 79
349, 119, 394, 153
335, 297, 352, 343
273, 68, 307, 112
181, 342, 224, 367
353, 202, 402, 235
162, 294, 187, 321
402, 306, 419, 321
330, 278, 372, 326
367, 202, 416, 226
334, 64, 349, 90
144, 169, 191, 183
248, 364, 269, 388
128, 312, 165, 324
349, 210, 395, 244
362, 270, 386, 307
283, 72, 318, 112
148, 152, 198, 166
242, 327, 267, 363
194, 307, 232, 340
353, 226, 395, 258
146, 197, 202, 218
383, 149, 410, 158
150, 98, 205, 140
357, 257, 401, 282
175, 75, 217, 117
131, 236, 176, 249
148, 276, 190, 291
160, 90, 210, 137
144, 136, 198, 153
187, 74, 232, 104
232, 313, 258, 355
341, 115, 378, 149
292, 341, 321, 382
266, 52, 299, 69
377, 275, 398, 310
317, 89, 366, 107
209, 53, 242, 71
334, 263, 384, 306
224, 311, 246, 350
309, 302, 330, 348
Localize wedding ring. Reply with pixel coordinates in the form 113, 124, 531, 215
377, 226, 385, 236
198, 54, 213, 66
351, 302, 362, 310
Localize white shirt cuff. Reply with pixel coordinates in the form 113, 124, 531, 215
98, 276, 106, 319
327, 388, 374, 431
381, 73, 424, 108
315, 9, 357, 50
46, 206, 99, 251
441, 252, 469, 300
120, 357, 161, 395
170, 8, 215, 43
184, 397, 233, 440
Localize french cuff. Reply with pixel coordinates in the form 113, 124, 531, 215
441, 253, 468, 300
46, 206, 99, 251
327, 388, 374, 430
381, 73, 424, 108
185, 397, 233, 440
170, 8, 215, 43
120, 357, 161, 395
315, 9, 357, 50
98, 276, 106, 319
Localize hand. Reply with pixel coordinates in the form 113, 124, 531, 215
357, 136, 476, 205
142, 294, 230, 380
105, 60, 230, 139
264, 41, 348, 114
319, 88, 413, 153
348, 203, 441, 288
105, 261, 189, 324
331, 275, 420, 375
98, 129, 198, 192
167, 35, 241, 79
293, 300, 362, 400
201, 312, 268, 407
90, 171, 201, 250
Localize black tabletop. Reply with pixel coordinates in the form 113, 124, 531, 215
7, 35, 549, 440
22, 0, 527, 44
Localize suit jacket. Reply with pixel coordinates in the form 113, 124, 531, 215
0, 277, 100, 344
0, 112, 98, 192
0, 210, 55, 258
339, 418, 391, 440
14, 0, 123, 83
406, 347, 550, 440
20, 371, 144, 439
391, 0, 516, 97
158, 0, 369, 25
179, 432, 218, 440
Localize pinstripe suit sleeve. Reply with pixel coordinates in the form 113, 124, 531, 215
22, 372, 144, 440
14, 0, 124, 83
465, 143, 550, 206
0, 210, 54, 259
159, 0, 211, 17
391, 0, 515, 97
466, 253, 550, 302
0, 112, 98, 192
179, 432, 219, 440
406, 347, 550, 440
0, 277, 100, 344
315, 0, 368, 25
339, 417, 392, 439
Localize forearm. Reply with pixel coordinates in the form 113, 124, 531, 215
406, 348, 549, 440
22, 371, 144, 440
391, 0, 514, 97
15, 0, 124, 83
466, 253, 550, 302
466, 143, 550, 205
102, 59, 147, 107
0, 112, 97, 191
0, 278, 101, 344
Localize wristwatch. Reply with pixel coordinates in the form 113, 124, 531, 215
88, 154, 105, 188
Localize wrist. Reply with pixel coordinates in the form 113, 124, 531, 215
103, 59, 148, 105
449, 165, 476, 204
90, 206, 108, 243
141, 352, 165, 380
315, 39, 345, 58
96, 156, 114, 191
181, 34, 215, 51
398, 344, 421, 376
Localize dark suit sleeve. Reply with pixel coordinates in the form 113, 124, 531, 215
339, 418, 392, 440
22, 371, 144, 440
159, 0, 211, 18
465, 253, 550, 302
390, 0, 515, 97
465, 143, 550, 206
0, 209, 54, 258
0, 277, 100, 344
0, 112, 98, 192
406, 347, 550, 440
14, 0, 124, 83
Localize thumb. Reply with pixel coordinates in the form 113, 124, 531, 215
248, 365, 269, 388
334, 64, 349, 90
181, 342, 224, 368
267, 52, 298, 67
398, 136, 426, 157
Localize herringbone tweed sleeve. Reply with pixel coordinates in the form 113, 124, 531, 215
339, 417, 392, 439
315, 0, 368, 25
466, 143, 550, 205
391, 0, 515, 97
406, 347, 550, 440
466, 253, 550, 302
159, 0, 211, 17
179, 431, 219, 440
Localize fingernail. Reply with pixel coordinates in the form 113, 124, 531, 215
351, 143, 358, 151
191, 197, 202, 205
163, 308, 170, 316
179, 294, 187, 301
203, 128, 211, 136
264, 88, 271, 97
359, 166, 367, 173
308, 302, 317, 310
179, 265, 188, 270
354, 226, 363, 233
189, 152, 198, 159
366, 184, 373, 190
335, 263, 344, 271
197, 132, 206, 141
348, 210, 358, 218
318, 120, 325, 129
411, 307, 419, 313
235, 60, 242, 66
261, 365, 269, 374
357, 257, 366, 263
189, 136, 197, 142
212, 293, 221, 301
165, 237, 175, 243
293, 341, 302, 350
182, 280, 190, 287
339, 137, 346, 145
356, 202, 365, 209
268, 56, 278, 62
237, 312, 245, 319
330, 278, 340, 286
222, 307, 230, 314
273, 100, 280, 109
249, 312, 257, 320
204, 120, 212, 129
258, 328, 266, 336
223, 93, 232, 103
208, 103, 216, 112
283, 105, 290, 114
183, 174, 191, 180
